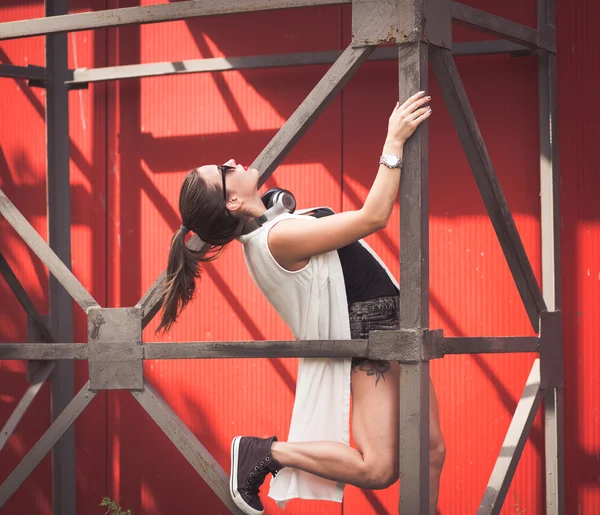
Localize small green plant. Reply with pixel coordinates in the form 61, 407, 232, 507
512, 490, 526, 515
99, 497, 132, 515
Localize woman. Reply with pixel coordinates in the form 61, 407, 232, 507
158, 91, 444, 515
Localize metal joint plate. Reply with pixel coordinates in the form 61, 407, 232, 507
352, 0, 400, 46
424, 0, 452, 49
539, 310, 563, 390
538, 27, 557, 54
87, 307, 143, 391
368, 328, 444, 362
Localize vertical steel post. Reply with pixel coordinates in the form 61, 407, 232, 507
398, 0, 430, 508
538, 0, 564, 512
45, 0, 76, 512
398, 39, 430, 514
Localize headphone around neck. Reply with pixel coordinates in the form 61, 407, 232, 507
241, 188, 296, 235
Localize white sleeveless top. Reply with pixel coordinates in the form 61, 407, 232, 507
238, 209, 352, 506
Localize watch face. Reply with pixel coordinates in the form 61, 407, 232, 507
385, 155, 399, 167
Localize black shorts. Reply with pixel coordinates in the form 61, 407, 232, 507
349, 295, 399, 385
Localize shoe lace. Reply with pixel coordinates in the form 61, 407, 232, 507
245, 459, 279, 496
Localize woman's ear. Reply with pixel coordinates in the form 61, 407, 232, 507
227, 196, 243, 213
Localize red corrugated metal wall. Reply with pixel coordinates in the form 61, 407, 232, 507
0, 0, 598, 514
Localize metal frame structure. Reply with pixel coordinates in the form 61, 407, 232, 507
0, 0, 562, 513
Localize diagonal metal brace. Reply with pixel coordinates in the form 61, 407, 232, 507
0, 382, 96, 508
132, 381, 244, 514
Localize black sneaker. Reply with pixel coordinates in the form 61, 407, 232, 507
230, 436, 283, 515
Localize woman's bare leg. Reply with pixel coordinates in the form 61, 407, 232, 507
271, 364, 445, 513
428, 379, 446, 513
271, 362, 400, 490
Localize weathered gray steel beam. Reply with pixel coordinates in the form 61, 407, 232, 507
538, 5, 560, 314
0, 362, 55, 453
68, 50, 345, 84
537, 2, 563, 505
452, 2, 553, 52
0, 382, 96, 508
452, 40, 529, 56
0, 189, 99, 312
0, 334, 543, 361
45, 0, 77, 510
444, 337, 539, 355
398, 46, 431, 514
478, 360, 543, 514
0, 344, 87, 360
538, 8, 565, 502
0, 341, 362, 360
131, 382, 244, 514
544, 383, 565, 514
430, 47, 546, 332
397, 1, 431, 506
66, 41, 529, 86
0, 0, 551, 52
0, 0, 351, 41
145, 339, 369, 359
0, 64, 46, 81
0, 252, 56, 343
136, 41, 374, 327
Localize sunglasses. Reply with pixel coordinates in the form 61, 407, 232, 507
217, 165, 236, 215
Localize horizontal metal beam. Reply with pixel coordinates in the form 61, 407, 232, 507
144, 339, 370, 359
453, 40, 530, 56
0, 64, 46, 81
444, 337, 539, 354
0, 340, 368, 360
67, 41, 529, 85
0, 0, 351, 41
67, 50, 343, 84
452, 2, 553, 52
1, 335, 544, 361
0, 188, 99, 312
0, 344, 89, 360
0, 0, 551, 54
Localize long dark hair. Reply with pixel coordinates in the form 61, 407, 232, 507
157, 168, 243, 333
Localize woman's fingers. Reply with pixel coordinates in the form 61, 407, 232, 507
399, 90, 427, 110
409, 105, 432, 120
412, 106, 433, 124
403, 93, 431, 115
386, 92, 432, 143
391, 92, 428, 118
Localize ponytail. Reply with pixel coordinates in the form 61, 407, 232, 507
157, 169, 245, 333
157, 227, 201, 333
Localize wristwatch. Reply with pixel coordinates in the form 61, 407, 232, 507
380, 153, 403, 169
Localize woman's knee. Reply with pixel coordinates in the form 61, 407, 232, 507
359, 459, 399, 490
430, 433, 446, 470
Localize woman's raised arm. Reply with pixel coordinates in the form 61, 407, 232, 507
268, 91, 432, 271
